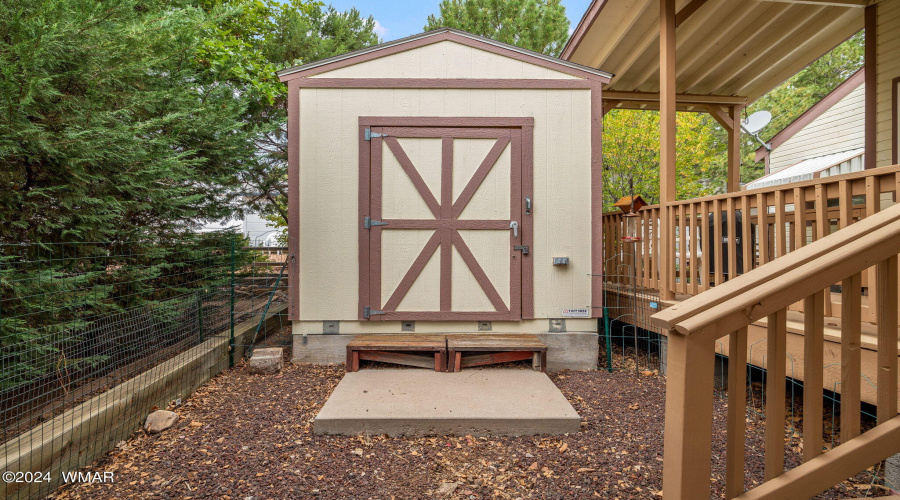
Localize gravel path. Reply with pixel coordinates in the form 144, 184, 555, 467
53, 357, 885, 499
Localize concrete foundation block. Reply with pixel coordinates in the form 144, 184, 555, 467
249, 347, 284, 374
292, 334, 353, 364
886, 453, 900, 494
535, 332, 599, 371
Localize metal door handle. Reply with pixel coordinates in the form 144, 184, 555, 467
525, 197, 532, 215
509, 221, 518, 238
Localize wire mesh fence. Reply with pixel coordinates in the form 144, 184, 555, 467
0, 235, 289, 499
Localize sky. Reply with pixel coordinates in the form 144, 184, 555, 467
321, 0, 593, 42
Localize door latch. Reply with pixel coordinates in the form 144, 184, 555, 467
514, 245, 529, 255
525, 197, 532, 215
509, 221, 518, 238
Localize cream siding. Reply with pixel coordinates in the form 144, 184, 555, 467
309, 40, 582, 80
876, 0, 900, 167
296, 87, 593, 326
769, 84, 865, 173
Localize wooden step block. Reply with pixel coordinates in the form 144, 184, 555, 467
446, 334, 547, 372
346, 334, 447, 372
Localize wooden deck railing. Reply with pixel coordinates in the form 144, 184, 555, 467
650, 201, 900, 499
603, 164, 900, 321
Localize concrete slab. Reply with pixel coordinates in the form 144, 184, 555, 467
314, 369, 581, 436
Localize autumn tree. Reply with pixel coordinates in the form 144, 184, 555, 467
603, 110, 722, 210
424, 0, 570, 56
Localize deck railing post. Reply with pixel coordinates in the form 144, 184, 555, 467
663, 329, 716, 499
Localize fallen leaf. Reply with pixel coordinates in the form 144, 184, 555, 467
558, 443, 568, 453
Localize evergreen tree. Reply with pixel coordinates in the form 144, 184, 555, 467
425, 0, 570, 56
0, 0, 261, 244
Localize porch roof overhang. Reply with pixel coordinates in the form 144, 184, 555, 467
562, 0, 868, 103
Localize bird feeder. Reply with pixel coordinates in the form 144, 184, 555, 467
614, 195, 646, 243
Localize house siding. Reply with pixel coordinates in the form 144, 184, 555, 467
876, 0, 900, 167
769, 84, 865, 173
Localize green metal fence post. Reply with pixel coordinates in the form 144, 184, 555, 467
603, 307, 613, 373
198, 293, 205, 343
229, 238, 236, 367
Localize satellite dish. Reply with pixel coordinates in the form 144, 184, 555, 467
741, 111, 772, 135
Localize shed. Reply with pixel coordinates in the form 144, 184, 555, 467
277, 29, 611, 370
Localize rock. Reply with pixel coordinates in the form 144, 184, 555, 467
248, 348, 284, 375
144, 410, 179, 434
435, 482, 459, 497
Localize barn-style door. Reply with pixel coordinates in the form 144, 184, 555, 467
359, 118, 533, 321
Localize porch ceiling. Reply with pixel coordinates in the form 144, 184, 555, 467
563, 0, 866, 103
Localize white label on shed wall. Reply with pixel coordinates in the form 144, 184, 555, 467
561, 308, 590, 318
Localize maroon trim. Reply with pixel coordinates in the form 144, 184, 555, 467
865, 4, 877, 170
376, 311, 517, 321
296, 78, 595, 89
452, 231, 510, 313
755, 68, 864, 163
591, 83, 603, 318
561, 0, 609, 61
384, 138, 441, 217
281, 30, 610, 83
363, 117, 533, 128
520, 126, 534, 319
382, 231, 441, 312
440, 137, 453, 312
893, 76, 900, 165
360, 117, 531, 321
508, 129, 524, 320
369, 129, 385, 320
358, 125, 370, 320
287, 80, 300, 321
451, 137, 511, 218
382, 219, 510, 230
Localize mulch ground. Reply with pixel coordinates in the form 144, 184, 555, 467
53, 353, 887, 499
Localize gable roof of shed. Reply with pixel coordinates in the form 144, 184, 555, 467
277, 28, 613, 82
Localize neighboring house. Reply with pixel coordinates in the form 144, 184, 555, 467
746, 69, 864, 190
199, 211, 284, 246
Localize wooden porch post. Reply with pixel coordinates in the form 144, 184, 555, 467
663, 330, 716, 499
659, 0, 676, 300
864, 3, 876, 170
727, 105, 743, 192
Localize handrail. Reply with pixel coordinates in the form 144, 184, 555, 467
603, 163, 900, 216
654, 191, 900, 499
604, 163, 900, 313
651, 202, 900, 335
668, 163, 900, 207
